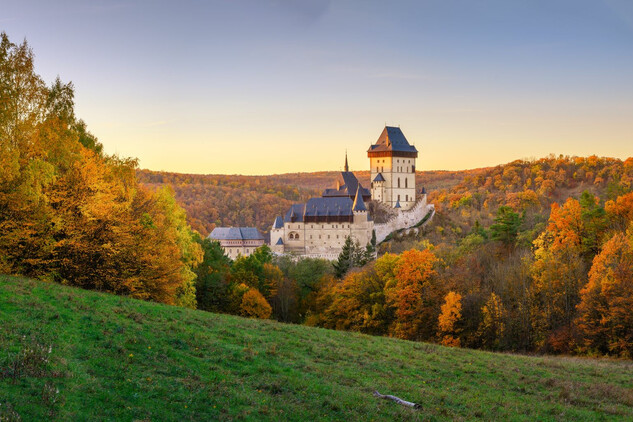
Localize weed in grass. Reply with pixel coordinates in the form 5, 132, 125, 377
266, 343, 278, 356
41, 382, 62, 418
0, 338, 53, 383
0, 401, 21, 422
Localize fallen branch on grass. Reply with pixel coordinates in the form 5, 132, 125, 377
373, 390, 421, 409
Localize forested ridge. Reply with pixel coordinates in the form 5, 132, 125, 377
136, 168, 470, 236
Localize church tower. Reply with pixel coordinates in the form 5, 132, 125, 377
367, 126, 418, 210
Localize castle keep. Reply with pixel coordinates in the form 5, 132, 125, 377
368, 126, 418, 210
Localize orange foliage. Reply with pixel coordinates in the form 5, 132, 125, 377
546, 199, 583, 251
605, 192, 633, 230
577, 233, 633, 357
240, 287, 272, 319
387, 249, 440, 340
438, 291, 462, 347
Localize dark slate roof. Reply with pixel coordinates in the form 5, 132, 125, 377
284, 204, 305, 222
322, 171, 371, 199
373, 173, 385, 182
209, 227, 264, 241
353, 187, 367, 212
284, 197, 357, 222
275, 238, 284, 245
272, 216, 283, 229
394, 199, 401, 209
368, 126, 418, 154
322, 188, 347, 197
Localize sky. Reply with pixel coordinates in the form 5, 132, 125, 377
2, 0, 633, 174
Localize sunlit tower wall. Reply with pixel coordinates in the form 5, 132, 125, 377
367, 126, 418, 210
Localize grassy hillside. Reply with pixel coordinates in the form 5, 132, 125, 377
1, 276, 632, 421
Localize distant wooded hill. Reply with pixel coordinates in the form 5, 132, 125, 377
136, 169, 471, 236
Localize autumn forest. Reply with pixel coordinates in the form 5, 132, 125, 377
2, 33, 633, 362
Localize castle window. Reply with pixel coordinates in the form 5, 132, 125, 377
405, 178, 408, 188
295, 233, 300, 240
398, 195, 401, 201
289, 233, 294, 240
406, 194, 409, 201
398, 178, 400, 188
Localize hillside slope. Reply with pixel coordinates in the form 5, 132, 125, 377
1, 276, 632, 421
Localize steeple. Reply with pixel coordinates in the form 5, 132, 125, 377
353, 186, 367, 212
344, 150, 349, 172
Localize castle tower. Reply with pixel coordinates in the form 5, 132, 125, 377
367, 126, 418, 210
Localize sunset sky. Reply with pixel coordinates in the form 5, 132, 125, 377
3, 0, 633, 174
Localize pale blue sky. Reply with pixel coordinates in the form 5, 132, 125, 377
3, 0, 633, 174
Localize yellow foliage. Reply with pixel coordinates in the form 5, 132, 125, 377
240, 288, 272, 319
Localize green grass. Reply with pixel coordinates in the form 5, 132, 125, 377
1, 275, 632, 421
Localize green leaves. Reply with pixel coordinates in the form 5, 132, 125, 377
489, 206, 522, 248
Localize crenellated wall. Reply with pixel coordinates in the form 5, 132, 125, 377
374, 194, 432, 244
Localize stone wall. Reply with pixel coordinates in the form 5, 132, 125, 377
374, 194, 432, 244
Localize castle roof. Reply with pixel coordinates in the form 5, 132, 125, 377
367, 126, 418, 156
373, 172, 385, 182
209, 227, 264, 241
272, 216, 284, 229
322, 171, 371, 200
283, 195, 373, 223
275, 238, 284, 245
353, 186, 367, 212
394, 199, 401, 209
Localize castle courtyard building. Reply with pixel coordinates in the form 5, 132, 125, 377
208, 227, 265, 259
271, 188, 373, 259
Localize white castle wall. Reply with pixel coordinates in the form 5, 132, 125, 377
374, 194, 432, 244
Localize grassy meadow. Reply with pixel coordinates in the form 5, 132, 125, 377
1, 275, 632, 421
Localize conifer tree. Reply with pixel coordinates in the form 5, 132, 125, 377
333, 236, 355, 278
490, 206, 522, 248
333, 236, 370, 278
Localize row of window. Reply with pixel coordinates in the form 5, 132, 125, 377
225, 248, 252, 255
288, 224, 350, 230
373, 178, 412, 188
375, 166, 415, 173
397, 178, 409, 188
289, 232, 350, 241
376, 159, 412, 164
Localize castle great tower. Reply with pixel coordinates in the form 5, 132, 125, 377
368, 126, 418, 210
